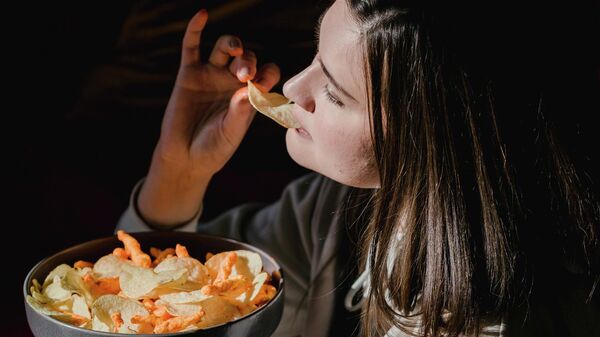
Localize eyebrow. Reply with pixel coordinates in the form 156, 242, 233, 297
318, 57, 358, 102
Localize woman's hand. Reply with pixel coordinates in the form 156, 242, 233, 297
159, 9, 280, 175
138, 9, 281, 226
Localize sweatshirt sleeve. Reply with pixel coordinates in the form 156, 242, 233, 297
115, 178, 201, 233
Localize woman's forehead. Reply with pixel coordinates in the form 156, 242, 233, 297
318, 0, 365, 103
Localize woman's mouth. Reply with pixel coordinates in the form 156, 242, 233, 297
295, 127, 311, 139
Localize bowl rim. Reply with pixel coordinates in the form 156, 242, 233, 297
23, 232, 285, 336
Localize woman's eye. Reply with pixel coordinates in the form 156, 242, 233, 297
322, 85, 344, 107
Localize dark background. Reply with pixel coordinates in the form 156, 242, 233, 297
5, 0, 600, 336
7, 0, 324, 335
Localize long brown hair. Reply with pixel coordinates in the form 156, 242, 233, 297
344, 0, 600, 336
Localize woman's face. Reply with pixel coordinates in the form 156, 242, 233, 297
283, 0, 379, 188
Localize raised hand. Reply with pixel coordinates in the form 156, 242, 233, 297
138, 9, 281, 226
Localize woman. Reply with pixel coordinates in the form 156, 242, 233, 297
118, 0, 600, 336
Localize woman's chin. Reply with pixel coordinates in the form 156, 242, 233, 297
285, 129, 313, 170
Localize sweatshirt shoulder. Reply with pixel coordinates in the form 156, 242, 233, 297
287, 172, 352, 195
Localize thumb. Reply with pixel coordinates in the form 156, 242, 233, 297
221, 87, 256, 147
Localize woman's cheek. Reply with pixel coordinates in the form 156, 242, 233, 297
318, 119, 357, 161
312, 116, 342, 149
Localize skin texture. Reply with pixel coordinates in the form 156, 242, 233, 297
283, 0, 379, 188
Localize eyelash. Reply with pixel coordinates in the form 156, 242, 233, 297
322, 85, 344, 107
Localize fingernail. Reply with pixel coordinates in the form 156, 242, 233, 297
237, 67, 249, 80
229, 38, 241, 49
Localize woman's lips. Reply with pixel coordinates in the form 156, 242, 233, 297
290, 108, 311, 139
295, 127, 311, 139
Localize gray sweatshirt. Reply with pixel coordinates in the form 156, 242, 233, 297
116, 173, 599, 337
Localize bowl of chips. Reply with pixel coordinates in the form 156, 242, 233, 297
23, 231, 284, 336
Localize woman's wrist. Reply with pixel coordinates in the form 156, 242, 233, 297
137, 151, 213, 227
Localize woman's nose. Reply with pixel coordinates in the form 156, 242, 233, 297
283, 69, 315, 113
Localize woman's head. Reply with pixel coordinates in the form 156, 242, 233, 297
287, 0, 599, 336
283, 0, 378, 188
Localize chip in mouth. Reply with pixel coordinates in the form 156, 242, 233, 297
247, 80, 300, 128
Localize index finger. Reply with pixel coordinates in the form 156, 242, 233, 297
181, 9, 209, 66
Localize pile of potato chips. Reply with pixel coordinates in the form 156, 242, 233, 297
27, 231, 277, 334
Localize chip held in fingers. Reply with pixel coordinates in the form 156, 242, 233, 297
247, 80, 301, 128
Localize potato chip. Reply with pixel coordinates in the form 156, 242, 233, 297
44, 275, 71, 301
120, 264, 188, 299
155, 300, 202, 317
154, 256, 210, 285
249, 272, 269, 302
194, 296, 240, 329
92, 294, 149, 333
63, 269, 94, 305
27, 295, 90, 326
91, 315, 110, 332
148, 281, 203, 297
71, 294, 91, 319
158, 289, 212, 304
43, 264, 72, 287
31, 279, 52, 303
205, 250, 262, 284
93, 254, 133, 279
75, 266, 92, 278
247, 80, 300, 128
232, 250, 263, 280
32, 279, 42, 292
233, 272, 268, 304
27, 295, 64, 316
30, 286, 50, 304
53, 297, 75, 313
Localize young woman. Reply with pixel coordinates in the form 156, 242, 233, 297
118, 0, 600, 336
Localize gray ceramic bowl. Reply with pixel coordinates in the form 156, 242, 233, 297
23, 232, 284, 337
